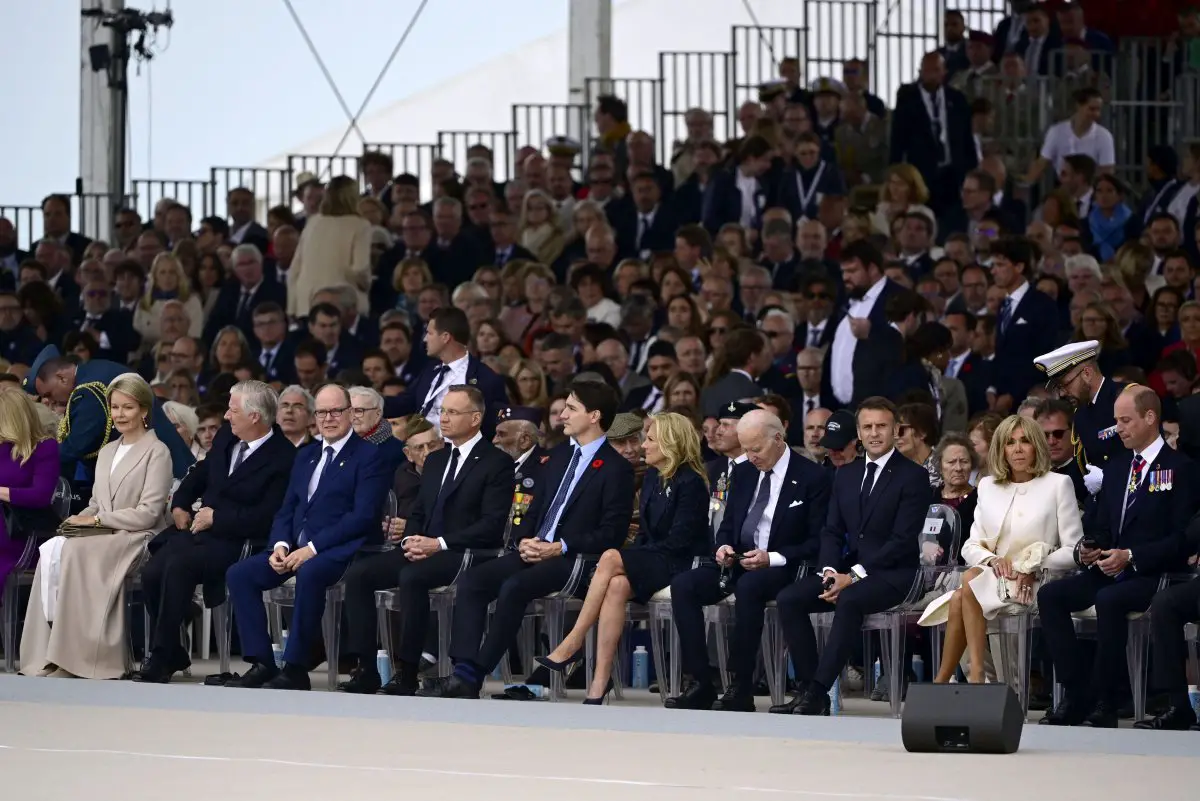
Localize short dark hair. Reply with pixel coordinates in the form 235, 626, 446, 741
897, 402, 939, 447
840, 239, 885, 272
1148, 212, 1180, 230
738, 135, 773, 161
567, 377, 621, 430
855, 396, 898, 422
1073, 87, 1103, 106
252, 301, 285, 320
309, 302, 341, 324
595, 94, 628, 123
0, 373, 20, 387
756, 393, 792, 430
196, 402, 226, 422
429, 306, 471, 346
541, 332, 574, 353
294, 337, 328, 366
1063, 154, 1097, 182
988, 236, 1037, 276
1034, 398, 1075, 424
723, 327, 765, 369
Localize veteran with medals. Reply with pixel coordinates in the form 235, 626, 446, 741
705, 402, 757, 532
492, 405, 548, 544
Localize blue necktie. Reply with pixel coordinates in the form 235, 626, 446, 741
536, 446, 582, 541
421, 364, 450, 416
738, 468, 773, 550
998, 296, 1013, 335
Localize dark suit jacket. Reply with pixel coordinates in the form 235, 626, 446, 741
701, 370, 763, 419
169, 424, 296, 545
1073, 378, 1129, 468
392, 461, 423, 518
0, 325, 46, 367
670, 174, 707, 225
991, 286, 1059, 400
269, 434, 392, 562
382, 355, 509, 435
202, 278, 288, 348
951, 351, 993, 417
493, 243, 538, 268
613, 204, 678, 260
70, 310, 141, 363
431, 234, 486, 288
327, 334, 366, 378
889, 82, 977, 188
518, 440, 634, 555
62, 232, 93, 266
253, 338, 297, 385
632, 467, 711, 567
715, 453, 832, 565
346, 313, 380, 349
701, 165, 778, 236
818, 452, 930, 583
938, 205, 1017, 242
777, 162, 847, 223
235, 222, 270, 256
1015, 30, 1064, 76
1084, 444, 1197, 574
405, 438, 513, 550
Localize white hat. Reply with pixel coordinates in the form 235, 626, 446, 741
1033, 340, 1100, 386
544, 136, 582, 156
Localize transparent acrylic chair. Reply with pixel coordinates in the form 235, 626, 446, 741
528, 554, 593, 700
1, 477, 72, 672
818, 503, 963, 718
208, 540, 254, 674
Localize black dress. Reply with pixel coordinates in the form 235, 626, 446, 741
620, 467, 711, 603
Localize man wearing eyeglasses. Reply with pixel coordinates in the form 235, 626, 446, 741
71, 279, 140, 364
1037, 398, 1099, 507
348, 386, 405, 471
1034, 339, 1128, 468
796, 274, 838, 351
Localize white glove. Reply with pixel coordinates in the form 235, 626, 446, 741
1083, 464, 1104, 495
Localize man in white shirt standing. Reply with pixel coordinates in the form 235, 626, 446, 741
1023, 88, 1114, 188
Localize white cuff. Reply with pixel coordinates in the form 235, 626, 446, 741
273, 541, 290, 554
437, 537, 448, 551
307, 542, 318, 556
768, 551, 786, 568
986, 386, 997, 396
821, 566, 837, 576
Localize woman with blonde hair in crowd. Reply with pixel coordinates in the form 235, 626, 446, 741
133, 253, 204, 344
871, 164, 935, 238
289, 174, 373, 319
391, 257, 432, 320
919, 415, 1082, 683
0, 391, 60, 588
20, 373, 172, 679
519, 189, 566, 265
535, 412, 710, 703
509, 358, 549, 408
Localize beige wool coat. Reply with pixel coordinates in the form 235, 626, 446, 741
20, 431, 172, 679
287, 213, 373, 318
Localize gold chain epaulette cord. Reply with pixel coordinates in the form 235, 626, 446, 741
57, 382, 114, 460
1072, 427, 1088, 473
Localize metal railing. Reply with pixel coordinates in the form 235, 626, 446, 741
659, 51, 734, 163
731, 25, 806, 105
804, 0, 875, 82
0, 193, 127, 249
208, 167, 292, 224
286, 154, 363, 188
584, 77, 663, 147
364, 142, 442, 198
511, 103, 589, 176
130, 179, 214, 222
436, 131, 516, 183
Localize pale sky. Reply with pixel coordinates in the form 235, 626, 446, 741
2, 0, 566, 204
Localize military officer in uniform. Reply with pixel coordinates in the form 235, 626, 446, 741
25, 346, 195, 512
1034, 340, 1128, 471
492, 405, 549, 545
706, 401, 758, 502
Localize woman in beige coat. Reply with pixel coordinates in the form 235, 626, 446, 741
288, 175, 372, 320
20, 373, 172, 679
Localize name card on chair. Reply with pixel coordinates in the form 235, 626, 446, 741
922, 518, 944, 536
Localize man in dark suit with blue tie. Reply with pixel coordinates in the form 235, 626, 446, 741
134, 381, 297, 683
612, 172, 678, 260
382, 307, 507, 434
989, 236, 1059, 412
666, 409, 832, 712
1039, 385, 1198, 727
771, 396, 930, 714
417, 379, 633, 698
224, 383, 392, 690
202, 244, 286, 348
338, 385, 514, 696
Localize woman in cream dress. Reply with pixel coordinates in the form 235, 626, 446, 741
920, 415, 1083, 684
20, 373, 172, 679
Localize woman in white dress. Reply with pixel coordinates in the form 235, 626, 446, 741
20, 373, 172, 679
921, 414, 1083, 683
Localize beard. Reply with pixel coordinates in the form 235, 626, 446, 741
847, 283, 868, 301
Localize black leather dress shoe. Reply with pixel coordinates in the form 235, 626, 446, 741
339, 668, 382, 694
224, 662, 280, 688
263, 665, 311, 691
794, 689, 831, 716
1081, 700, 1118, 728
415, 674, 480, 699
768, 694, 804, 714
380, 673, 419, 697
132, 652, 190, 684
1039, 694, 1092, 726
664, 679, 717, 710
712, 684, 755, 712
1133, 706, 1198, 731
1190, 722, 1200, 731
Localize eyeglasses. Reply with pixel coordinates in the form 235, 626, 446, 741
764, 331, 790, 339
438, 407, 476, 418
314, 406, 349, 420
710, 327, 728, 334
351, 406, 380, 418
404, 441, 439, 454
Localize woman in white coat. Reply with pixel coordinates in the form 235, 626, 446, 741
20, 373, 172, 679
920, 414, 1083, 684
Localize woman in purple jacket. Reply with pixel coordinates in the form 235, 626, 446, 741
0, 391, 61, 585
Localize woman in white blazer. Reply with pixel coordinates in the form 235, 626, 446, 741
288, 175, 372, 319
920, 414, 1083, 684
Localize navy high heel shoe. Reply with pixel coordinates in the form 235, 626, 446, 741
535, 651, 584, 674
583, 678, 614, 705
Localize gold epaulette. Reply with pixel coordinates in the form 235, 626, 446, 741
58, 381, 114, 461
1072, 427, 1088, 473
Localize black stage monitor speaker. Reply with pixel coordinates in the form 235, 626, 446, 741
901, 684, 1023, 754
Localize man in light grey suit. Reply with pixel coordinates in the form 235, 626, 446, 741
597, 335, 650, 400
701, 328, 766, 418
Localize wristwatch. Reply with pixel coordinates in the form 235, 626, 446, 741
94, 514, 101, 527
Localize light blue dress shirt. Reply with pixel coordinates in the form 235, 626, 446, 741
544, 436, 607, 552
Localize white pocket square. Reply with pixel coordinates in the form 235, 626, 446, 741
788, 500, 803, 508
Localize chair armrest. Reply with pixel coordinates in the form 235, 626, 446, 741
561, 553, 598, 597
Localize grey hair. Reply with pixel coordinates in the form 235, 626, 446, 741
433, 196, 462, 215
737, 408, 785, 441
347, 385, 384, 411
451, 281, 489, 305
311, 283, 358, 310
231, 379, 278, 424
1065, 253, 1102, 279
379, 308, 412, 328
741, 264, 772, 284
620, 294, 656, 323
231, 243, 263, 265
209, 325, 252, 368
278, 384, 315, 415
762, 307, 796, 329
162, 400, 199, 436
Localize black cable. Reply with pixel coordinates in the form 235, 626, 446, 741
281, 0, 367, 154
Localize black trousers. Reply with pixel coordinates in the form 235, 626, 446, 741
1037, 569, 1159, 700
341, 548, 466, 665
669, 564, 795, 682
1149, 579, 1200, 705
776, 572, 911, 690
141, 529, 246, 659
449, 552, 575, 674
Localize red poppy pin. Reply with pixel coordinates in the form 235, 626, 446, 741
961, 362, 972, 374
592, 459, 604, 469
539, 455, 551, 464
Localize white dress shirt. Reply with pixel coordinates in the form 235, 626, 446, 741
275, 431, 353, 555
228, 429, 273, 476
422, 354, 469, 430
749, 447, 791, 567
1120, 436, 1165, 533
432, 431, 484, 551
831, 276, 887, 404
823, 448, 895, 576
736, 169, 759, 227
805, 318, 828, 348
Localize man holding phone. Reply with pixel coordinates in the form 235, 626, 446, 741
665, 409, 831, 712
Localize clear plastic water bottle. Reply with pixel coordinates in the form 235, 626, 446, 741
912, 655, 925, 683
632, 645, 649, 688
377, 650, 392, 685
828, 675, 841, 715
1189, 685, 1200, 717
272, 644, 283, 668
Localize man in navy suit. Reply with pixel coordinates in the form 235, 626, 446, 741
1039, 386, 1198, 727
772, 396, 930, 714
224, 383, 392, 690
1035, 340, 1128, 468
701, 135, 778, 236
134, 382, 297, 683
382, 307, 507, 435
417, 379, 633, 698
202, 244, 286, 348
989, 236, 1059, 412
666, 409, 832, 712
612, 172, 678, 260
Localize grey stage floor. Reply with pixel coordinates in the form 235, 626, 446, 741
0, 666, 1196, 801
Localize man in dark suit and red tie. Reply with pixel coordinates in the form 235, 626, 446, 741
338, 385, 513, 696
1039, 385, 1198, 727
771, 396, 930, 714
223, 383, 392, 690
417, 379, 633, 699
134, 380, 297, 684
665, 409, 832, 712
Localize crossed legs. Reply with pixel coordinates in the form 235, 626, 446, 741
544, 549, 631, 698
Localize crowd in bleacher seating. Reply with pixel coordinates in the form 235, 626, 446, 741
0, 0, 1199, 730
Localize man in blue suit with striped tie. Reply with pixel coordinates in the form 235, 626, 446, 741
224, 383, 392, 690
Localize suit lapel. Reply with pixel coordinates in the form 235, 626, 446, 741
561, 447, 604, 515
769, 459, 802, 542
860, 459, 896, 527
309, 436, 356, 506
1122, 451, 1167, 531
443, 441, 488, 498
109, 434, 152, 498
